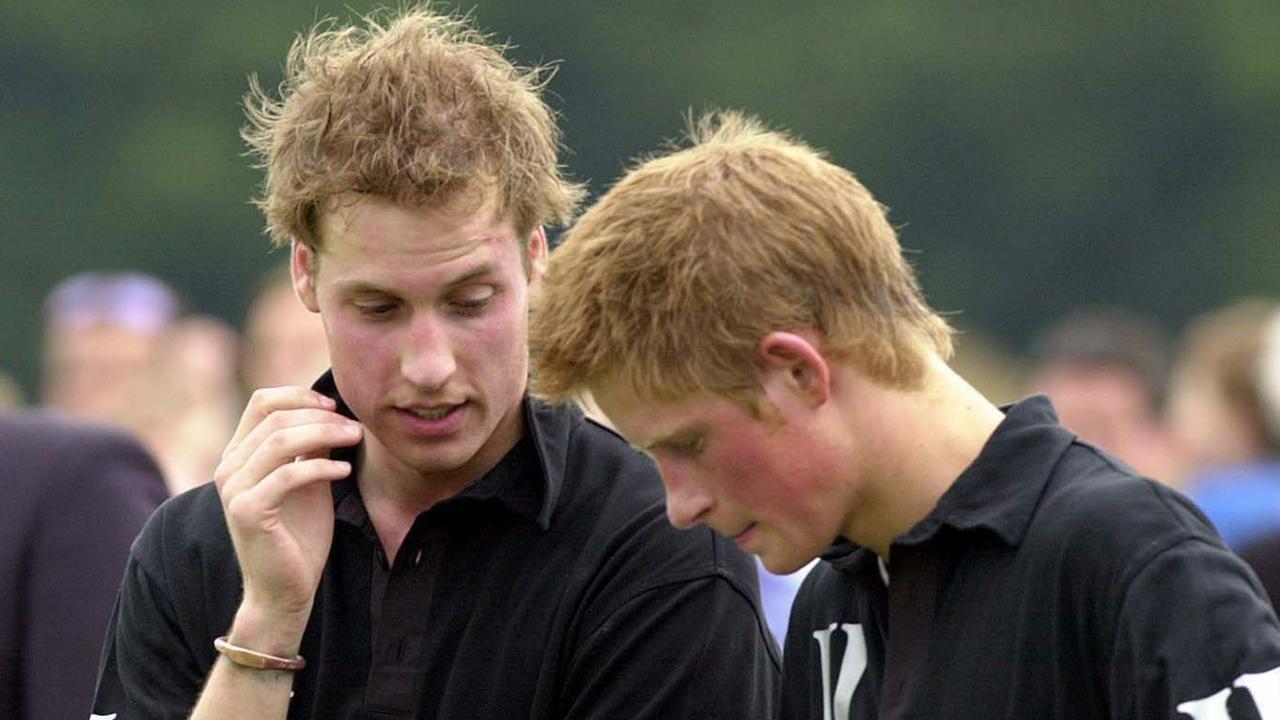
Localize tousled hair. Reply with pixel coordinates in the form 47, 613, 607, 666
530, 111, 952, 406
242, 6, 583, 250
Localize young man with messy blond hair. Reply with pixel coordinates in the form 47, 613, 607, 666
92, 12, 778, 718
530, 112, 1280, 719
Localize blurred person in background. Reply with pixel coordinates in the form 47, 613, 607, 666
1236, 308, 1280, 602
42, 271, 242, 495
92, 7, 777, 718
0, 412, 167, 719
1168, 298, 1280, 551
1025, 306, 1182, 484
949, 325, 1027, 407
41, 271, 180, 422
240, 262, 330, 393
0, 370, 24, 409
142, 316, 242, 494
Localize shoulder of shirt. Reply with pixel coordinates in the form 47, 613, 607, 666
1026, 440, 1225, 584
130, 482, 233, 581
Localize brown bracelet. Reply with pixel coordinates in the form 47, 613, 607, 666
214, 636, 306, 672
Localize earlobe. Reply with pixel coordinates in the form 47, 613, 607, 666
291, 240, 321, 313
759, 331, 831, 406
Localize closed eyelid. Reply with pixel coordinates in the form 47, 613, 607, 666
649, 433, 704, 456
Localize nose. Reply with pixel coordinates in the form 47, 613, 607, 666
400, 313, 456, 392
658, 460, 714, 530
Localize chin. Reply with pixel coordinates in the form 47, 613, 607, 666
759, 547, 817, 576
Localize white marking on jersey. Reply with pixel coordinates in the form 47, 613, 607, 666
1177, 664, 1280, 719
813, 623, 868, 720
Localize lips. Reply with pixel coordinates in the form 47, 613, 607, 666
395, 401, 466, 437
406, 405, 455, 420
732, 523, 758, 549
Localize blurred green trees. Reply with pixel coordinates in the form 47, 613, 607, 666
3, 0, 1277, 400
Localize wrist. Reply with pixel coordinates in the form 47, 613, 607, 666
215, 636, 306, 672
228, 600, 312, 658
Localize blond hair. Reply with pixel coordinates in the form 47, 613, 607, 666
242, 6, 583, 249
530, 112, 952, 406
1173, 297, 1280, 453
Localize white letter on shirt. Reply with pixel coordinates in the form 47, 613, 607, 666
812, 623, 867, 720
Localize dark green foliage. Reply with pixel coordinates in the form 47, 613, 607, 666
3, 1, 1278, 398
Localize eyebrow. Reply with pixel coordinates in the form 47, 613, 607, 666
336, 262, 502, 297
639, 427, 701, 454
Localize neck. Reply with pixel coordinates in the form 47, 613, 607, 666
357, 401, 526, 561
841, 356, 1005, 558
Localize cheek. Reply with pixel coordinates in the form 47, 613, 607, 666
709, 434, 803, 510
465, 297, 531, 371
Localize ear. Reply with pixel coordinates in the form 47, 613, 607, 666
526, 225, 549, 290
758, 331, 831, 407
291, 240, 321, 313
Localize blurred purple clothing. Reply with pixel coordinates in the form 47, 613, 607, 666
0, 412, 167, 720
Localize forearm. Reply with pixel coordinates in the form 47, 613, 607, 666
191, 657, 296, 719
190, 604, 309, 719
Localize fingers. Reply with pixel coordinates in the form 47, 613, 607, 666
224, 457, 354, 520
217, 409, 362, 496
225, 386, 337, 460
216, 386, 361, 502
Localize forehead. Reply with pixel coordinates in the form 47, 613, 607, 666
315, 193, 520, 275
590, 378, 735, 448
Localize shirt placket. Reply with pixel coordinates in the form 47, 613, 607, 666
365, 524, 445, 719
881, 543, 940, 720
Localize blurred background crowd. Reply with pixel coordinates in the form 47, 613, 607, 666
2, 0, 1279, 714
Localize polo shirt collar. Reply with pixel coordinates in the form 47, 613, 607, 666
822, 395, 1075, 569
895, 394, 1074, 548
313, 371, 568, 531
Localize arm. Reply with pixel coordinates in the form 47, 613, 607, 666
189, 386, 362, 718
560, 542, 780, 719
1109, 537, 1280, 719
91, 387, 360, 718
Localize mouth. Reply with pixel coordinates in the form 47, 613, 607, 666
731, 523, 758, 547
406, 405, 457, 420
395, 401, 467, 436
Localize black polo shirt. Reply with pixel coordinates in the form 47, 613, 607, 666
93, 379, 780, 719
780, 396, 1280, 720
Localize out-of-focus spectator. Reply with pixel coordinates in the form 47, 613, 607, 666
41, 271, 180, 422
139, 316, 242, 495
41, 272, 243, 495
0, 411, 168, 720
1168, 298, 1280, 550
1236, 311, 1280, 604
240, 262, 329, 392
0, 371, 24, 410
949, 325, 1027, 407
1026, 307, 1182, 484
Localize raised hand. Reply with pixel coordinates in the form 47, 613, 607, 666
213, 387, 362, 642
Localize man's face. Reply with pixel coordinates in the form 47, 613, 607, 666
591, 379, 850, 574
295, 193, 544, 487
43, 321, 159, 420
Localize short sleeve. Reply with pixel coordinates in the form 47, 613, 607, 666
1109, 537, 1280, 719
91, 520, 210, 718
560, 574, 779, 719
